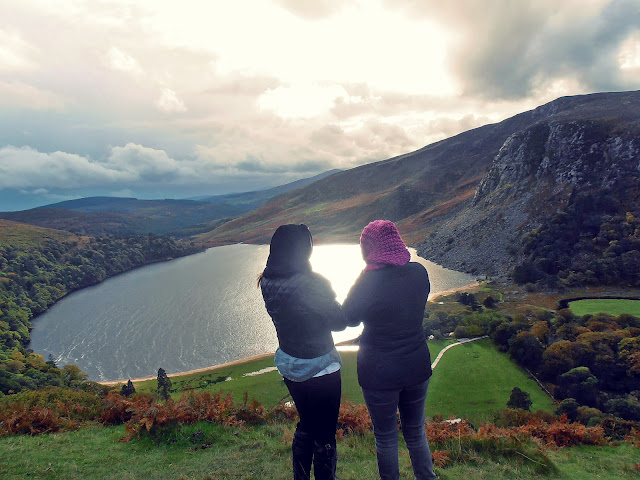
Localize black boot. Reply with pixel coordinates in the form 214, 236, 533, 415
292, 426, 313, 480
313, 440, 337, 480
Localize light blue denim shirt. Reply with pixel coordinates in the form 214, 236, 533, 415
274, 347, 341, 382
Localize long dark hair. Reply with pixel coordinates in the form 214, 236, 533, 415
257, 224, 313, 287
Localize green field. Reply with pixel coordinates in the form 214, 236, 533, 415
568, 298, 640, 317
427, 339, 555, 423
133, 338, 552, 425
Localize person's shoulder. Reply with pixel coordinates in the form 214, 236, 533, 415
407, 261, 427, 273
298, 271, 333, 289
405, 262, 429, 280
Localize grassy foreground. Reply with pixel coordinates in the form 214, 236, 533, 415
1, 422, 638, 480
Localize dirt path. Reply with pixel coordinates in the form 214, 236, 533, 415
431, 336, 488, 370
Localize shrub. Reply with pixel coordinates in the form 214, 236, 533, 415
0, 386, 102, 436
507, 387, 532, 411
555, 398, 579, 422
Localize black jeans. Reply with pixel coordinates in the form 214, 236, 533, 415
284, 370, 341, 480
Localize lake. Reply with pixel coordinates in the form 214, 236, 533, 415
29, 244, 476, 381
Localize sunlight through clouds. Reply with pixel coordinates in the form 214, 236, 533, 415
258, 83, 352, 118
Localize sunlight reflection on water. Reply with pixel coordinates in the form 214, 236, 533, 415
311, 244, 365, 345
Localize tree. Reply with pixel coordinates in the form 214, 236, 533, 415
555, 398, 579, 421
557, 366, 599, 406
604, 396, 640, 421
482, 296, 497, 309
63, 364, 87, 384
507, 387, 532, 411
508, 331, 544, 368
121, 379, 136, 397
157, 367, 172, 399
540, 340, 585, 381
453, 325, 468, 339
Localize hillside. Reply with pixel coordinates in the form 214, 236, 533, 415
0, 170, 340, 237
197, 91, 640, 283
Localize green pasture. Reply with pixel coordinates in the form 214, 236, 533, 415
426, 338, 555, 424
568, 298, 640, 317
132, 337, 553, 425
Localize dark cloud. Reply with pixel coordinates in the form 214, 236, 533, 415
386, 0, 640, 99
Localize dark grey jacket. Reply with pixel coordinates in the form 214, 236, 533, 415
261, 271, 346, 359
342, 262, 431, 389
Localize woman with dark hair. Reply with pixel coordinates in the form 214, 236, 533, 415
342, 220, 436, 480
259, 224, 346, 480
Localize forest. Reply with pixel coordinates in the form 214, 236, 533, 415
0, 230, 203, 394
513, 183, 640, 288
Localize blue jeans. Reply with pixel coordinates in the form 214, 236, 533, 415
362, 379, 436, 480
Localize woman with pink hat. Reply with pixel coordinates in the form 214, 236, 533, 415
343, 220, 436, 480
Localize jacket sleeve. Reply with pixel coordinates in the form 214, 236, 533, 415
341, 274, 368, 327
303, 274, 348, 332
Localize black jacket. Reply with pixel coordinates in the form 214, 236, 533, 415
342, 262, 431, 389
261, 271, 346, 359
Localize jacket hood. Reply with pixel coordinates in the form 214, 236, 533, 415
263, 224, 313, 278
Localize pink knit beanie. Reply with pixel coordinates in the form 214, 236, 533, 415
360, 220, 411, 272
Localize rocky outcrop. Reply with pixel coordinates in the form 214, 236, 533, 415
418, 115, 640, 278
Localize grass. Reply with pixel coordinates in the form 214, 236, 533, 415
0, 422, 637, 480
568, 298, 640, 317
132, 353, 365, 407
427, 338, 555, 424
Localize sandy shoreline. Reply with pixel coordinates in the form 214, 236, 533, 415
99, 281, 479, 386
429, 281, 481, 301
98, 352, 274, 386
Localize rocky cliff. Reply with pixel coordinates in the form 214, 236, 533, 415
418, 97, 640, 279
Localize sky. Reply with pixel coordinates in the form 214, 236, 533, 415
1, 0, 639, 211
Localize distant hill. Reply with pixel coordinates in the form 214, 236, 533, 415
0, 218, 78, 247
197, 90, 640, 284
191, 169, 342, 206
0, 170, 340, 237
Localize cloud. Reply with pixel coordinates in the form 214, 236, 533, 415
0, 146, 129, 189
0, 28, 39, 72
0, 81, 67, 111
103, 143, 185, 181
275, 0, 357, 19
103, 46, 144, 76
386, 0, 640, 99
155, 88, 187, 113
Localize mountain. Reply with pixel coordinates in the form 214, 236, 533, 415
191, 169, 342, 207
198, 90, 640, 283
0, 198, 243, 237
0, 170, 341, 237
